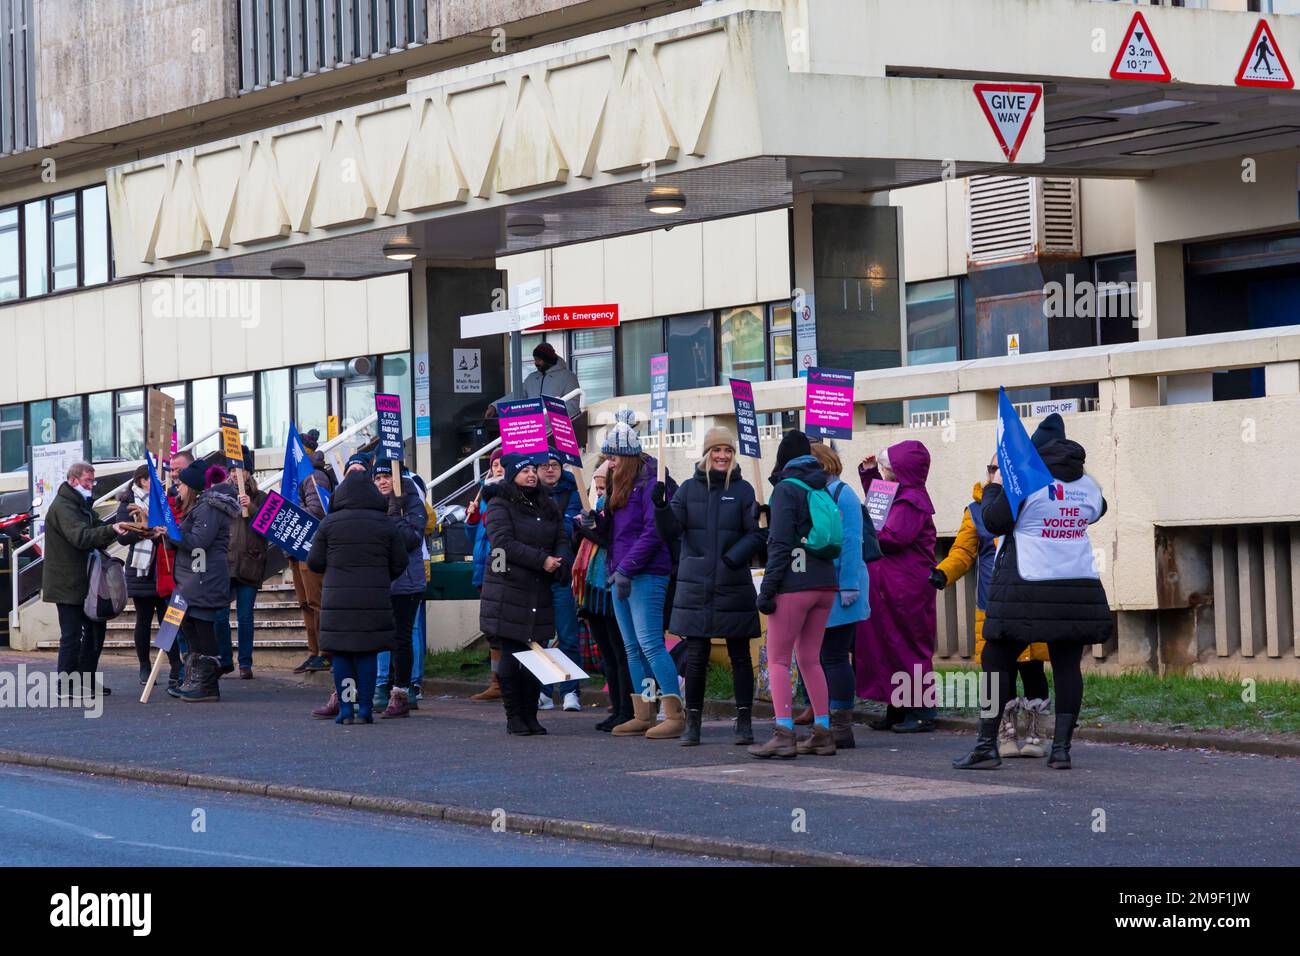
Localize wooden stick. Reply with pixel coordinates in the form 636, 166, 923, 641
528, 641, 571, 682
749, 456, 768, 528
572, 466, 591, 512
139, 646, 169, 703
656, 428, 666, 484
234, 467, 249, 516
390, 459, 401, 502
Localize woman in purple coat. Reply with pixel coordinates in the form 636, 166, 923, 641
856, 439, 938, 733
601, 410, 682, 739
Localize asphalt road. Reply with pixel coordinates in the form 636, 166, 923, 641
0, 765, 738, 867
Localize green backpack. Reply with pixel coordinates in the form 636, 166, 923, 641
782, 478, 843, 561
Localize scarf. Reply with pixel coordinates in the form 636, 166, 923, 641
129, 485, 154, 575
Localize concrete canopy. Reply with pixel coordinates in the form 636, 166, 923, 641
104, 0, 1300, 280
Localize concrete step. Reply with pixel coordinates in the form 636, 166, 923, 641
110, 602, 304, 626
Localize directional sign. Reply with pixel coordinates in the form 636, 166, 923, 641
1237, 19, 1294, 89
1110, 11, 1171, 82
538, 304, 620, 331
972, 83, 1043, 163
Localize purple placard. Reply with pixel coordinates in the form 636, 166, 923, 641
730, 378, 761, 459
375, 392, 404, 461
498, 398, 550, 455
543, 396, 582, 466
649, 353, 669, 431
251, 490, 320, 561
805, 367, 854, 440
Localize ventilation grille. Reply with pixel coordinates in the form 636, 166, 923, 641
967, 176, 1035, 263
1039, 177, 1081, 256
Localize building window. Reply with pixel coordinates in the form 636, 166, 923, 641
27, 396, 82, 446
770, 303, 794, 380
258, 368, 290, 448
569, 329, 615, 405
116, 389, 145, 460
0, 208, 17, 302
51, 193, 78, 292
342, 360, 377, 430
906, 279, 960, 367
88, 393, 113, 461
720, 305, 767, 382
191, 378, 221, 457
222, 375, 256, 451
1094, 254, 1139, 346
667, 312, 715, 391
293, 366, 329, 437
81, 185, 110, 287
23, 201, 46, 298
0, 404, 24, 472
618, 319, 664, 395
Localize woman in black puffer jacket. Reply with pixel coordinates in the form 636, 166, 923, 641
306, 470, 408, 724
953, 413, 1111, 772
653, 426, 765, 747
480, 453, 571, 736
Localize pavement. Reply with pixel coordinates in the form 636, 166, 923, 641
0, 764, 733, 867
2, 652, 1299, 866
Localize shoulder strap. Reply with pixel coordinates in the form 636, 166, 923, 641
830, 480, 844, 504
784, 478, 813, 494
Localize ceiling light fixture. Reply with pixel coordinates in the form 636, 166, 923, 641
269, 259, 306, 279
382, 235, 419, 261
645, 187, 686, 215
800, 169, 844, 184
507, 214, 547, 238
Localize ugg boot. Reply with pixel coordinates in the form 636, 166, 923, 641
645, 695, 685, 739
748, 724, 797, 759
680, 708, 703, 746
312, 692, 340, 719
997, 697, 1023, 757
612, 694, 656, 736
1048, 713, 1077, 769
951, 718, 1002, 770
1020, 698, 1050, 758
829, 709, 856, 749
381, 687, 410, 719
470, 671, 502, 702
733, 706, 754, 745
796, 723, 837, 756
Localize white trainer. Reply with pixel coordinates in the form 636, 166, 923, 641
537, 692, 555, 710
562, 691, 581, 712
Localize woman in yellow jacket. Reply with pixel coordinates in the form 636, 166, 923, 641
928, 457, 1051, 757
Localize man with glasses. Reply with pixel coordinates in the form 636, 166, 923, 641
42, 462, 131, 699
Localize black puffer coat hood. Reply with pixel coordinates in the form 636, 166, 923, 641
479, 481, 571, 644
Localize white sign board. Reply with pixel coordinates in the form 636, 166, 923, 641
513, 277, 544, 307
413, 351, 430, 442
1030, 399, 1079, 417
795, 292, 817, 373
1007, 333, 1021, 356
29, 440, 88, 537
453, 348, 483, 394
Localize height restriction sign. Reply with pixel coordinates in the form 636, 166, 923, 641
1237, 19, 1294, 89
973, 83, 1043, 163
1110, 11, 1171, 82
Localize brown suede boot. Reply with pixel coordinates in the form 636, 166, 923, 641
793, 705, 814, 726
796, 723, 837, 756
612, 694, 656, 736
829, 709, 856, 749
748, 724, 798, 759
470, 672, 502, 701
645, 695, 685, 739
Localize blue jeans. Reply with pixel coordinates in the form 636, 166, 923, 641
411, 601, 426, 687
544, 583, 581, 698
332, 651, 379, 720
215, 583, 258, 670
611, 574, 678, 700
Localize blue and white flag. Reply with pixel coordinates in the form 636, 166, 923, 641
994, 387, 1054, 520
146, 451, 182, 543
282, 422, 330, 513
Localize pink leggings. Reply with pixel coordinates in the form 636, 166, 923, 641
766, 589, 835, 719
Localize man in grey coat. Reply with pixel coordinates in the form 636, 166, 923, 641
488, 342, 581, 419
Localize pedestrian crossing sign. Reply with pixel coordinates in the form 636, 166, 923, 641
1110, 11, 1171, 82
1237, 19, 1294, 89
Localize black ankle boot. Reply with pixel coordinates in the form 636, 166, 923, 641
733, 707, 754, 745
1048, 713, 1077, 769
952, 718, 1002, 770
869, 704, 905, 731
681, 709, 702, 746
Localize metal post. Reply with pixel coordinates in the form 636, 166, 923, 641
510, 329, 522, 396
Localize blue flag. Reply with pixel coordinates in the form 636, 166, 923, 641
282, 422, 330, 513
994, 387, 1054, 520
146, 451, 182, 543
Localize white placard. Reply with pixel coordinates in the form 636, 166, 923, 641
1029, 399, 1079, 417
512, 646, 589, 684
29, 440, 87, 537
453, 348, 482, 394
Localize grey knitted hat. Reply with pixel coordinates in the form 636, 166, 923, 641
601, 408, 642, 457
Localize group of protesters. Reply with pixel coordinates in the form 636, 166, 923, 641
43, 387, 1111, 767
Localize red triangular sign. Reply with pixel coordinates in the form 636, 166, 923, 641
973, 83, 1043, 163
1237, 19, 1294, 88
1110, 11, 1172, 82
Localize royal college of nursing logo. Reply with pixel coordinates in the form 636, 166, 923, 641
1047, 482, 1066, 501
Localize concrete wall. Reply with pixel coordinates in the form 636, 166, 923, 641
0, 274, 409, 406
35, 0, 239, 146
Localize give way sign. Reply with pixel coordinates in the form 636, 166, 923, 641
972, 83, 1043, 163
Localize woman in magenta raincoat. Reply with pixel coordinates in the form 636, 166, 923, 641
856, 439, 938, 733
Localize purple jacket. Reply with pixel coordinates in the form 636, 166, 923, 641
610, 457, 674, 578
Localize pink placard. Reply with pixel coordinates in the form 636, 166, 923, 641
498, 398, 549, 455
543, 396, 582, 466
805, 367, 854, 440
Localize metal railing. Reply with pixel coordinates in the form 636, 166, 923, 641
908, 396, 1102, 429
239, 0, 429, 92
0, 0, 37, 157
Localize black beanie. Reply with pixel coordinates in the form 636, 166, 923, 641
1031, 413, 1067, 449
775, 429, 812, 473
179, 460, 207, 493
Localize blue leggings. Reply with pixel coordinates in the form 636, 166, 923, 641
611, 573, 679, 699
332, 652, 379, 720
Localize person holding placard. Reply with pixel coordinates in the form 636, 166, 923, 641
952, 414, 1111, 771
467, 450, 506, 702
217, 452, 269, 680
115, 464, 176, 686
290, 431, 335, 675
372, 463, 427, 719
171, 461, 241, 703
305, 470, 409, 725
651, 426, 765, 746
856, 441, 938, 733
601, 411, 683, 739
750, 431, 841, 759
537, 450, 584, 712
480, 453, 572, 736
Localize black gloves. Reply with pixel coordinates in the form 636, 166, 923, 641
756, 593, 776, 616
928, 567, 947, 590
612, 570, 632, 601
752, 503, 770, 522
651, 482, 667, 508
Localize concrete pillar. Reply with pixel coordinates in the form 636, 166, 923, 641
1134, 237, 1186, 342
1212, 528, 1241, 658
1099, 375, 1159, 411
1116, 610, 1157, 673
1264, 361, 1300, 397
947, 390, 998, 422
1237, 525, 1266, 658
1264, 526, 1294, 659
